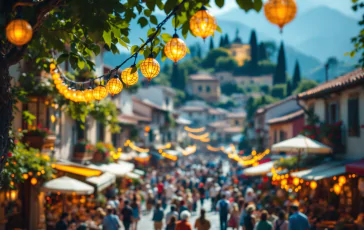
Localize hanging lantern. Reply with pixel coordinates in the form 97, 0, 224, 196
310, 181, 317, 190
140, 55, 160, 81
59, 84, 68, 95
164, 34, 187, 63
106, 75, 123, 96
293, 177, 300, 186
84, 88, 94, 102
93, 85, 108, 101
70, 89, 78, 102
50, 63, 56, 72
333, 183, 341, 195
30, 177, 37, 185
52, 72, 60, 81
6, 19, 33, 46
64, 88, 72, 99
264, 0, 297, 32
75, 90, 85, 102
54, 78, 63, 85
121, 66, 139, 87
189, 6, 217, 40
338, 176, 346, 185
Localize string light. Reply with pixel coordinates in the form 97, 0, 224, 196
121, 66, 139, 87
184, 126, 205, 133
264, 0, 297, 33
128, 142, 149, 153
207, 145, 223, 152
6, 19, 33, 46
93, 85, 108, 101
181, 145, 196, 156
189, 6, 217, 40
188, 132, 209, 140
140, 55, 160, 82
106, 75, 123, 96
164, 34, 187, 63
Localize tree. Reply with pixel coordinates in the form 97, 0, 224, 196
258, 42, 268, 61
264, 41, 277, 59
0, 0, 263, 172
219, 35, 225, 47
201, 48, 230, 68
196, 44, 202, 59
273, 42, 287, 85
249, 30, 259, 74
293, 79, 319, 94
271, 84, 286, 99
292, 60, 301, 90
224, 34, 230, 47
209, 37, 214, 50
171, 64, 181, 90
286, 80, 292, 96
216, 57, 238, 71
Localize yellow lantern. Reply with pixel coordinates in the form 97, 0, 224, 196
59, 84, 68, 95
6, 19, 33, 46
50, 63, 56, 72
23, 174, 29, 180
140, 56, 160, 81
70, 89, 78, 102
64, 88, 72, 99
121, 66, 139, 87
84, 88, 94, 102
310, 181, 317, 190
281, 179, 287, 186
189, 6, 217, 40
30, 177, 37, 185
164, 34, 187, 63
54, 78, 63, 85
333, 183, 341, 195
75, 90, 85, 102
264, 0, 297, 32
338, 176, 346, 185
293, 177, 300, 186
52, 72, 60, 81
106, 75, 123, 96
93, 85, 108, 101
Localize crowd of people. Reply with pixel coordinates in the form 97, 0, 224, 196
51, 153, 361, 230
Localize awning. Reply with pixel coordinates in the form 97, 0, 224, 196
53, 163, 103, 177
119, 151, 137, 161
272, 135, 332, 154
243, 161, 275, 176
133, 169, 145, 176
126, 172, 141, 180
346, 160, 364, 176
291, 161, 343, 178
302, 165, 346, 181
42, 176, 94, 195
89, 161, 134, 177
86, 172, 116, 192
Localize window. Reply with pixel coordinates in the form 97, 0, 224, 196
96, 122, 105, 142
348, 97, 360, 137
76, 120, 85, 141
112, 133, 120, 147
235, 120, 239, 125
198, 85, 203, 92
279, 130, 286, 141
327, 102, 339, 124
165, 97, 170, 107
206, 86, 211, 92
274, 130, 277, 143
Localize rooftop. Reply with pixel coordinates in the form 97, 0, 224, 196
298, 68, 364, 99
180, 106, 207, 112
189, 73, 219, 81
208, 108, 228, 115
227, 112, 247, 119
132, 97, 167, 112
208, 120, 227, 128
223, 126, 243, 134
267, 110, 304, 125
256, 95, 296, 115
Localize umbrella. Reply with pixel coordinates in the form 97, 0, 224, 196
42, 176, 94, 195
243, 161, 275, 176
271, 135, 332, 168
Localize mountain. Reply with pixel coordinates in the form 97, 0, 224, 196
216, 6, 360, 63
306, 62, 356, 82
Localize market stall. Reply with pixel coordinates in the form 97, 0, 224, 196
243, 161, 275, 176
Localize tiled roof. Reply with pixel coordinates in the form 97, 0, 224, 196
223, 126, 243, 133
256, 96, 295, 115
132, 112, 152, 122
208, 120, 227, 128
208, 108, 227, 115
118, 114, 138, 125
227, 112, 247, 118
189, 74, 218, 81
132, 97, 167, 112
180, 106, 207, 112
157, 86, 176, 96
267, 110, 304, 125
298, 68, 364, 99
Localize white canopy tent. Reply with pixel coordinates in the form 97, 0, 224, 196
243, 161, 275, 176
89, 161, 134, 177
42, 176, 94, 195
86, 172, 116, 192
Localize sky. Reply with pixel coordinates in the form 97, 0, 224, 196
209, 0, 360, 19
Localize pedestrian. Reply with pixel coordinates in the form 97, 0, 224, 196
166, 216, 177, 230
243, 204, 256, 230
147, 191, 155, 213
209, 183, 220, 212
166, 205, 179, 225
102, 205, 121, 230
131, 196, 140, 230
55, 212, 69, 230
175, 210, 192, 230
244, 188, 256, 204
198, 182, 206, 207
194, 208, 211, 230
158, 180, 164, 199
228, 203, 239, 230
288, 204, 310, 230
153, 201, 165, 230
121, 200, 133, 230
216, 194, 230, 230
274, 210, 288, 230
254, 210, 273, 230
179, 200, 189, 220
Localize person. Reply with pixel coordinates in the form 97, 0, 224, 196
266, 205, 278, 225
121, 200, 133, 230
103, 205, 121, 230
147, 191, 155, 213
210, 183, 220, 212
157, 181, 164, 199
255, 210, 273, 230
244, 188, 256, 204
55, 213, 69, 230
194, 208, 211, 230
175, 210, 192, 230
107, 196, 120, 214
166, 205, 179, 225
198, 182, 206, 207
131, 196, 140, 230
166, 216, 177, 230
179, 200, 189, 220
288, 204, 310, 230
228, 203, 240, 230
216, 194, 230, 230
243, 205, 256, 230
153, 202, 165, 230
274, 210, 288, 230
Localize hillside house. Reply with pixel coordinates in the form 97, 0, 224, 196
186, 73, 221, 103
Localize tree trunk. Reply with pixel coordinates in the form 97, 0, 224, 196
0, 56, 13, 173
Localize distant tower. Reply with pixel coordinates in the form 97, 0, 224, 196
233, 28, 243, 44
228, 28, 251, 66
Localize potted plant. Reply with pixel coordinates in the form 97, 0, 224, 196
92, 142, 114, 163
23, 125, 51, 149
73, 141, 94, 162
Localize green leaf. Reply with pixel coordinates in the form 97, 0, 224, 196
57, 53, 69, 64
146, 1, 156, 11
253, 0, 263, 12
215, 0, 224, 8
103, 31, 112, 47
186, 46, 190, 54
78, 60, 85, 69
144, 9, 152, 17
216, 25, 222, 33
130, 66, 138, 74
164, 0, 175, 14
137, 17, 148, 28
236, 0, 254, 12
150, 15, 158, 25
147, 28, 157, 37
131, 45, 139, 54
161, 33, 172, 43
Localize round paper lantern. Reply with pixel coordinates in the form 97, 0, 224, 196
30, 177, 37, 185
264, 0, 297, 32
140, 56, 160, 82
121, 66, 139, 87
6, 19, 33, 46
64, 88, 72, 99
310, 181, 317, 190
52, 72, 60, 81
93, 85, 108, 101
84, 88, 94, 102
293, 177, 300, 186
190, 6, 217, 39
106, 75, 123, 96
333, 183, 341, 195
54, 78, 63, 85
75, 90, 85, 102
59, 84, 68, 95
164, 34, 187, 63
338, 176, 346, 185
70, 89, 78, 102
50, 63, 56, 72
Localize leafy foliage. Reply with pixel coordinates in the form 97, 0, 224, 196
216, 56, 238, 71
292, 60, 301, 90
273, 42, 287, 85
293, 79, 319, 94
271, 84, 286, 99
201, 48, 230, 68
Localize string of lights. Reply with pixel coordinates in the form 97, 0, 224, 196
184, 126, 206, 133
188, 132, 209, 140
206, 145, 224, 152
181, 145, 196, 156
